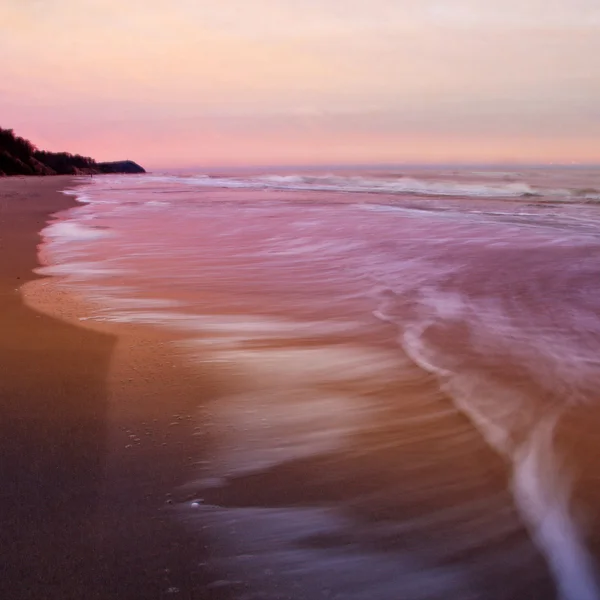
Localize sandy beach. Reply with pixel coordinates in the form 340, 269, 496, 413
5, 172, 600, 600
0, 176, 225, 599
4, 0, 600, 596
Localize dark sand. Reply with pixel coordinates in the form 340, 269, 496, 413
0, 177, 224, 599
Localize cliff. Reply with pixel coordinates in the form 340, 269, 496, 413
0, 127, 146, 177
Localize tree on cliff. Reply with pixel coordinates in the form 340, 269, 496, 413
0, 127, 145, 176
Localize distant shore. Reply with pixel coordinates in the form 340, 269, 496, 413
1, 125, 145, 176
0, 176, 225, 599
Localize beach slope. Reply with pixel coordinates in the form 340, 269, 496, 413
0, 177, 217, 600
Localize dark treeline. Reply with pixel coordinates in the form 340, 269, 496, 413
0, 127, 145, 176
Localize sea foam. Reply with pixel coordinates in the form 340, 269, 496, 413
43, 221, 113, 242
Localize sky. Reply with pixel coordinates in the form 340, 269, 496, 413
1, 0, 599, 167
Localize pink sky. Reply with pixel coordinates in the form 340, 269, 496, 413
1, 1, 599, 167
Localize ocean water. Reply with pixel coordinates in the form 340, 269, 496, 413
36, 166, 600, 599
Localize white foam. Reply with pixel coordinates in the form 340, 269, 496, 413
98, 297, 184, 309
145, 200, 171, 207
90, 311, 360, 341
512, 413, 599, 600
62, 188, 93, 203
213, 345, 400, 388
419, 289, 467, 320
179, 173, 540, 199
43, 221, 113, 242
35, 261, 127, 279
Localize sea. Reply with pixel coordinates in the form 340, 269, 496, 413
35, 166, 600, 599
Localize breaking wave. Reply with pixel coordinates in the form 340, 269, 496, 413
183, 173, 540, 198
162, 172, 600, 202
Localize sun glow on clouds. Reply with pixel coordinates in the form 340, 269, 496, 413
1, 1, 599, 166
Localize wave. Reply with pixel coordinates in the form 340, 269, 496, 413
374, 286, 600, 600
180, 173, 540, 199
169, 172, 600, 203
48, 173, 600, 598
43, 221, 113, 242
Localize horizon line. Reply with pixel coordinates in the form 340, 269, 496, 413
147, 161, 600, 173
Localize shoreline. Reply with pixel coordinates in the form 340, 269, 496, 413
3, 174, 580, 599
0, 176, 228, 599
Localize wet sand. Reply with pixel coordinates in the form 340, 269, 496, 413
0, 177, 224, 599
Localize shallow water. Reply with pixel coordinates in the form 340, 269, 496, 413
37, 167, 600, 599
